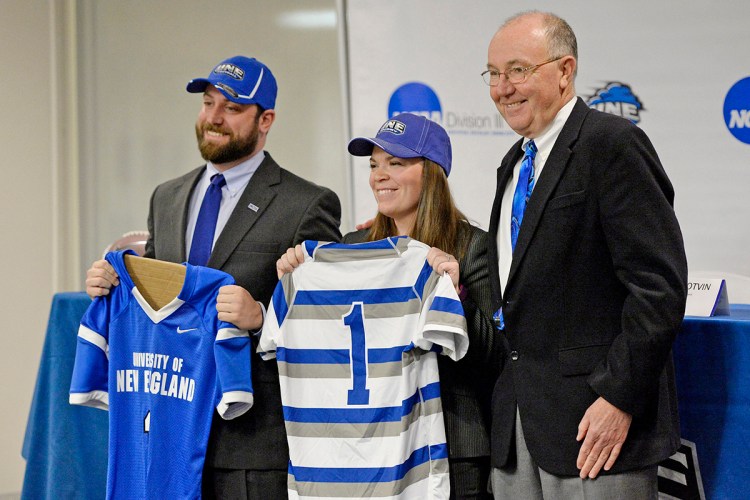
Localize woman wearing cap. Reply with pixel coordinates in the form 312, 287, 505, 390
277, 113, 499, 499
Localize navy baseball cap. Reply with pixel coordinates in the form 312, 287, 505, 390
186, 55, 277, 110
348, 113, 452, 176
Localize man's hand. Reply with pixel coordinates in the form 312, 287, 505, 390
276, 244, 306, 279
426, 247, 460, 294
216, 285, 263, 331
355, 218, 374, 231
576, 396, 632, 479
85, 259, 120, 298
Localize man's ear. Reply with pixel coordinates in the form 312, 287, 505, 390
258, 109, 276, 133
559, 55, 577, 91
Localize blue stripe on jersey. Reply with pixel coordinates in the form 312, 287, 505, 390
276, 347, 350, 364
277, 346, 408, 364
412, 260, 434, 300
272, 284, 290, 325
304, 240, 320, 256
282, 384, 439, 423
406, 341, 441, 355
284, 404, 402, 424
420, 381, 441, 401
368, 345, 408, 363
294, 287, 416, 306
430, 296, 464, 315
316, 236, 407, 252
290, 444, 447, 483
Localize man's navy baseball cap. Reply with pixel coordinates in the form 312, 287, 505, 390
348, 113, 452, 176
186, 55, 277, 110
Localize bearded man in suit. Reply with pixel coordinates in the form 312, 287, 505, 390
482, 12, 687, 499
86, 55, 341, 499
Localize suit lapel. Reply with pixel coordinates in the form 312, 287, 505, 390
488, 139, 523, 305
168, 167, 203, 263
507, 98, 589, 286
207, 153, 280, 270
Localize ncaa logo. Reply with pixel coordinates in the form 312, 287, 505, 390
724, 77, 750, 145
388, 82, 442, 122
585, 82, 644, 124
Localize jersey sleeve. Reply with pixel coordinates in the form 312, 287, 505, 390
416, 273, 469, 361
194, 269, 254, 421
258, 275, 293, 361
214, 319, 253, 420
69, 296, 112, 410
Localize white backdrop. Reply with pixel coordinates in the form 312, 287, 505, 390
344, 0, 750, 281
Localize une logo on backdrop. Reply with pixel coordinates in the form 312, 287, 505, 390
388, 82, 442, 121
585, 82, 644, 124
724, 77, 750, 145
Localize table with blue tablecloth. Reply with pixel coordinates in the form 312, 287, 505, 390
673, 304, 750, 499
21, 292, 107, 500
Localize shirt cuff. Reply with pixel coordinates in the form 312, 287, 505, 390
250, 302, 266, 336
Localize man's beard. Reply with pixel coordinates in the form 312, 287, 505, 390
195, 123, 259, 164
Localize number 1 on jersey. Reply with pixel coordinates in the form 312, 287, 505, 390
343, 302, 370, 405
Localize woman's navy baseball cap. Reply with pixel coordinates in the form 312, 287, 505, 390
186, 55, 277, 110
348, 113, 452, 177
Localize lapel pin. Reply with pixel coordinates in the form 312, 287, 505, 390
247, 203, 259, 212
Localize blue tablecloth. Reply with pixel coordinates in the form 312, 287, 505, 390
21, 292, 107, 500
674, 304, 750, 499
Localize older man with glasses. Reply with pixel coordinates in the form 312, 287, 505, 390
482, 11, 687, 500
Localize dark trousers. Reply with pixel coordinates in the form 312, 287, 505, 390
202, 466, 287, 499
451, 456, 493, 499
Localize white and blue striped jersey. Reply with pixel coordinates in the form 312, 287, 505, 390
260, 237, 468, 499
69, 250, 253, 500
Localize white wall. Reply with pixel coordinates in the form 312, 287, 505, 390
0, 0, 54, 494
76, 0, 350, 273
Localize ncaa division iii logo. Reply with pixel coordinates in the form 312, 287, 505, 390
724, 77, 750, 145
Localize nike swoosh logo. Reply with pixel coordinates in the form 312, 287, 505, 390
176, 327, 198, 334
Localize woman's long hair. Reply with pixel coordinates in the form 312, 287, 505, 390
366, 159, 470, 261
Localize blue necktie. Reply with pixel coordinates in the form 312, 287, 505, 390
188, 173, 226, 266
495, 140, 537, 331
510, 140, 537, 251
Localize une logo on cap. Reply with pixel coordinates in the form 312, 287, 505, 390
213, 63, 245, 80
380, 120, 406, 135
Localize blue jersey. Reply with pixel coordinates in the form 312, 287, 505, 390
70, 250, 253, 499
260, 237, 468, 499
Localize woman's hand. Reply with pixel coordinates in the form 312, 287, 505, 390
276, 244, 306, 279
427, 247, 460, 294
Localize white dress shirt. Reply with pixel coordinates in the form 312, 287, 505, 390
497, 97, 577, 295
185, 150, 265, 258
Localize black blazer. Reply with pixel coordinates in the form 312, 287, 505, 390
487, 98, 688, 476
144, 152, 342, 470
344, 224, 501, 460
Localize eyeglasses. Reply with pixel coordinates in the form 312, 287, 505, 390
481, 57, 562, 86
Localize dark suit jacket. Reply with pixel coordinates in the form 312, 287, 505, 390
144, 152, 342, 470
487, 98, 688, 476
344, 224, 501, 461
